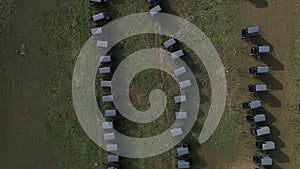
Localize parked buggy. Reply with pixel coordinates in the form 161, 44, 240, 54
246, 114, 266, 123
249, 66, 269, 75
253, 155, 272, 166
242, 100, 262, 110
251, 45, 270, 56
256, 140, 275, 151
248, 84, 267, 93
241, 26, 259, 39
250, 126, 270, 136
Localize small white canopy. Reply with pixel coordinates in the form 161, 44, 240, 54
90, 27, 103, 35
256, 126, 270, 136
179, 80, 191, 89
104, 132, 115, 141
107, 167, 117, 169
249, 100, 261, 109
107, 155, 119, 163
175, 112, 187, 119
149, 5, 162, 17
261, 156, 272, 166
102, 121, 113, 129
100, 55, 111, 63
176, 147, 189, 156
262, 141, 275, 150
102, 95, 114, 102
257, 66, 269, 73
254, 114, 266, 123
106, 144, 118, 151
170, 128, 183, 137
99, 67, 111, 74
173, 67, 186, 77
163, 38, 176, 49
255, 84, 267, 92
178, 160, 190, 168
105, 109, 117, 117
247, 26, 259, 34
174, 95, 187, 104
97, 40, 108, 48
100, 80, 112, 88
171, 50, 184, 59
258, 45, 270, 53
92, 13, 105, 22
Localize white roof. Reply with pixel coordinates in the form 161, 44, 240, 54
104, 132, 115, 141
99, 67, 111, 74
107, 155, 119, 163
100, 55, 111, 63
90, 0, 101, 3
107, 167, 117, 169
178, 160, 190, 168
179, 79, 191, 89
173, 66, 186, 77
93, 13, 105, 22
174, 95, 187, 104
256, 126, 270, 136
262, 141, 275, 150
249, 100, 261, 109
102, 121, 113, 129
254, 114, 266, 122
102, 95, 114, 102
106, 144, 118, 151
261, 156, 272, 165
258, 45, 270, 53
170, 128, 183, 137
175, 112, 187, 119
255, 84, 267, 92
176, 147, 189, 156
105, 109, 117, 117
97, 40, 108, 48
171, 50, 184, 59
247, 26, 259, 34
100, 80, 112, 87
149, 5, 162, 16
90, 27, 103, 35
257, 66, 269, 73
163, 38, 176, 49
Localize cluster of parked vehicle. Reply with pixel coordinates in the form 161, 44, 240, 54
241, 26, 275, 168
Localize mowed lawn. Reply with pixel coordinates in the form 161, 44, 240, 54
22, 0, 300, 169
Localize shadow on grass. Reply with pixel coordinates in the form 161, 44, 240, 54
257, 92, 282, 107
248, 0, 268, 8
259, 74, 283, 90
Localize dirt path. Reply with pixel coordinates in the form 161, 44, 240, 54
235, 0, 300, 168
0, 0, 59, 168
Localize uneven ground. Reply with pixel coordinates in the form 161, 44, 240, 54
0, 0, 300, 169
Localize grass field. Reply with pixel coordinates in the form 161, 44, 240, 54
1, 0, 300, 169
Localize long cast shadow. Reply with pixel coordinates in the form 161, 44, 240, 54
260, 54, 285, 71
248, 0, 268, 8
257, 92, 282, 107
259, 74, 283, 90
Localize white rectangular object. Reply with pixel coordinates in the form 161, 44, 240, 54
100, 80, 112, 88
102, 122, 113, 129
102, 95, 113, 102
170, 128, 183, 137
100, 55, 111, 63
249, 100, 261, 109
176, 147, 189, 156
149, 5, 162, 17
262, 141, 275, 150
175, 112, 187, 119
90, 27, 103, 35
107, 155, 119, 163
254, 114, 266, 123
255, 84, 267, 92
97, 40, 108, 48
163, 38, 176, 49
179, 80, 191, 89
105, 109, 117, 117
106, 144, 118, 151
257, 66, 269, 73
258, 45, 270, 53
247, 26, 259, 34
93, 13, 105, 22
104, 132, 115, 141
99, 67, 111, 74
256, 126, 270, 136
173, 67, 186, 77
261, 156, 272, 166
178, 160, 190, 168
174, 95, 187, 104
171, 50, 184, 59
